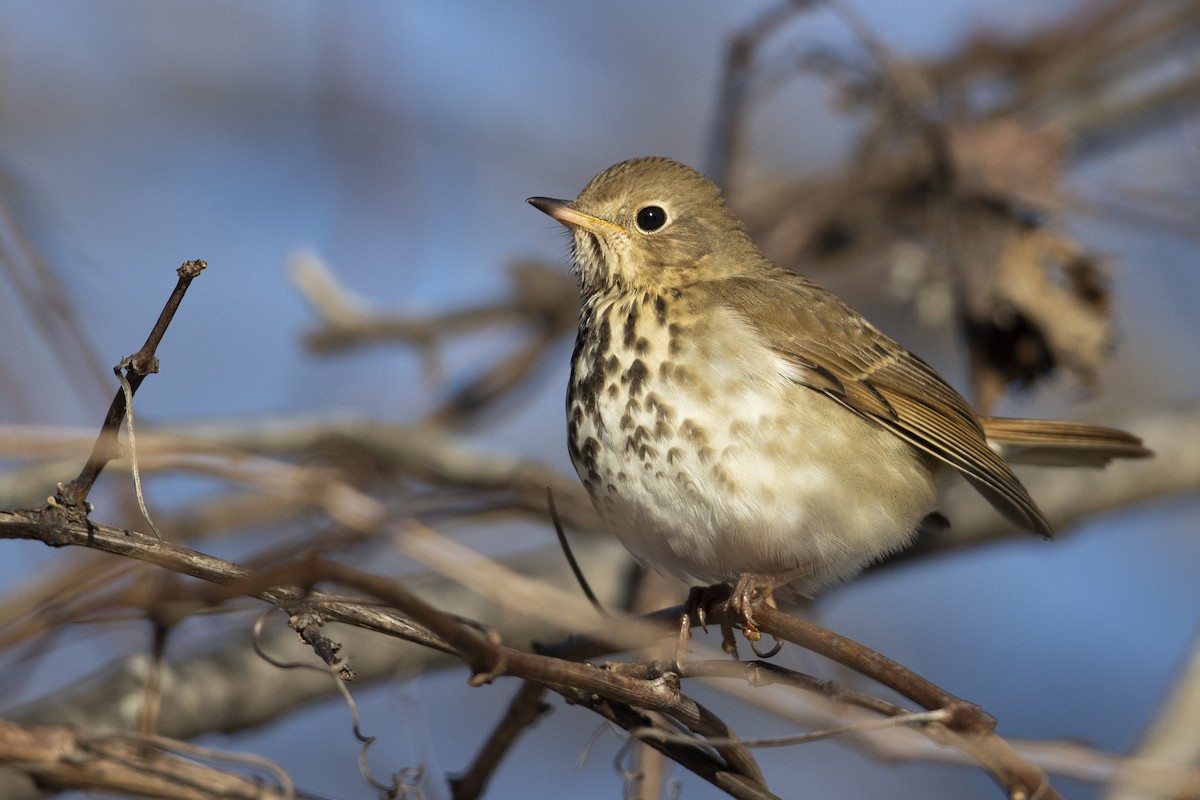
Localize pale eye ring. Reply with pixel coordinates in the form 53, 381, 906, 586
635, 205, 668, 233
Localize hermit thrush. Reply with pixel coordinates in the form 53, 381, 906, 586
529, 157, 1148, 631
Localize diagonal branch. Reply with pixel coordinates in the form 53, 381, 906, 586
55, 260, 206, 510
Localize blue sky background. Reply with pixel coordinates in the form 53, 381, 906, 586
0, 2, 1196, 798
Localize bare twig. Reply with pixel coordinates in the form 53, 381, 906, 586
633, 707, 951, 749
0, 171, 113, 400
55, 260, 206, 510
751, 604, 1056, 799
544, 600, 988, 733
587, 701, 780, 800
449, 680, 550, 800
547, 484, 607, 614
267, 558, 772, 794
292, 254, 578, 428
706, 0, 818, 187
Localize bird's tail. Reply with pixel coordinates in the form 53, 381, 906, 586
979, 417, 1153, 467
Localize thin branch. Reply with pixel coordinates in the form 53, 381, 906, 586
706, 0, 818, 187
0, 507, 448, 655
587, 701, 780, 800
448, 680, 550, 800
633, 707, 951, 749
56, 260, 206, 510
0, 506, 776, 795
292, 252, 577, 355
292, 254, 578, 428
750, 604, 1056, 799
543, 600, 986, 733
0, 721, 293, 800
547, 484, 607, 614
265, 558, 772, 794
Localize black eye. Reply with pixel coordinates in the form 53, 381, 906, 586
635, 205, 667, 232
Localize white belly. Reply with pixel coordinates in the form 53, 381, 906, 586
569, 298, 936, 596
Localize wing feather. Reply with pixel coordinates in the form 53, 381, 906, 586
705, 274, 1053, 535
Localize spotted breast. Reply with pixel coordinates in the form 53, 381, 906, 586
566, 287, 937, 597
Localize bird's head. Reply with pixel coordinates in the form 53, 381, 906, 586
529, 157, 762, 299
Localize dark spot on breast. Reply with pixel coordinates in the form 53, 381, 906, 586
645, 392, 676, 424
667, 447, 684, 464
624, 425, 649, 451
570, 317, 612, 419
635, 337, 650, 355
623, 359, 650, 396
623, 303, 640, 348
571, 364, 604, 417
619, 412, 634, 431
668, 323, 684, 356
622, 425, 660, 463
593, 316, 611, 353
579, 436, 600, 471
654, 294, 668, 324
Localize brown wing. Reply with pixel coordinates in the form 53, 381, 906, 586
706, 273, 1054, 536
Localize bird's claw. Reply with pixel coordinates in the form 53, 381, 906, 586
728, 573, 776, 643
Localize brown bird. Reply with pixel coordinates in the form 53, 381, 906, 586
529, 157, 1149, 634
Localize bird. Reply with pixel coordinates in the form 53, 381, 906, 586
528, 157, 1149, 636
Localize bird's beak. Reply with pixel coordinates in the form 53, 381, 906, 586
527, 197, 621, 234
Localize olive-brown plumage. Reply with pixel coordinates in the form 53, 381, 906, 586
529, 157, 1148, 603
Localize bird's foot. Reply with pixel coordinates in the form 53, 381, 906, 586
684, 582, 740, 656
728, 573, 776, 639
685, 578, 783, 657
683, 583, 728, 632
